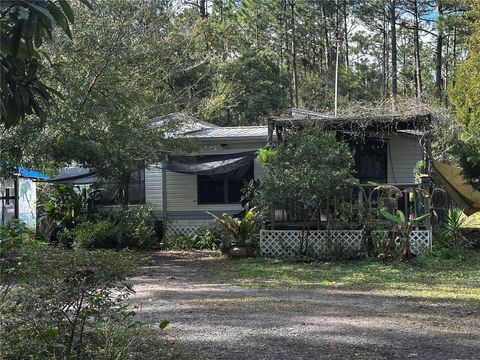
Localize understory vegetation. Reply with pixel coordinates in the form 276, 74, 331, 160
0, 222, 172, 360
38, 184, 160, 250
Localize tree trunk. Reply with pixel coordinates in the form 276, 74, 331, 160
321, 3, 330, 71
199, 0, 208, 18
284, 1, 293, 106
436, 3, 444, 102
413, 0, 422, 98
290, 0, 299, 108
382, 0, 388, 100
452, 23, 457, 90
343, 0, 349, 67
390, 0, 398, 99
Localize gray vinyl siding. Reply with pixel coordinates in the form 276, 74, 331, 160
145, 143, 265, 218
387, 134, 423, 184
145, 166, 163, 213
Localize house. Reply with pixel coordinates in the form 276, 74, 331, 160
145, 109, 431, 238
146, 115, 269, 237
44, 109, 432, 247
0, 167, 49, 230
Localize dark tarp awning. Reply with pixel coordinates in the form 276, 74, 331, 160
43, 167, 100, 185
166, 151, 257, 175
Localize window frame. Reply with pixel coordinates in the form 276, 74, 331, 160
96, 169, 146, 206
197, 162, 254, 205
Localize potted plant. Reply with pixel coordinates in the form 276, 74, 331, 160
207, 209, 257, 258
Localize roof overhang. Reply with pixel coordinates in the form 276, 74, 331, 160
271, 108, 431, 132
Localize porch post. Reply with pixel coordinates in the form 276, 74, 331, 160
421, 175, 432, 230
267, 117, 273, 145
162, 160, 168, 229
13, 175, 19, 220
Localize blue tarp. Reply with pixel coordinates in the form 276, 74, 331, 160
18, 167, 49, 180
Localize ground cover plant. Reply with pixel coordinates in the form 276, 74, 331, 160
0, 222, 174, 359
216, 250, 480, 304
39, 184, 160, 250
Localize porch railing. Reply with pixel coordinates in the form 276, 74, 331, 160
271, 182, 431, 230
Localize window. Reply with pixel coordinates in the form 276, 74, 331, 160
97, 169, 145, 205
353, 140, 388, 184
197, 162, 254, 204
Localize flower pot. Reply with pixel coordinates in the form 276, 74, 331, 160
227, 243, 254, 258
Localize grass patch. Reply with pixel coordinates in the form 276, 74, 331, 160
217, 250, 480, 303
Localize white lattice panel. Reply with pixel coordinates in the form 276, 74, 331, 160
260, 230, 363, 257
261, 229, 431, 257
409, 230, 432, 253
164, 223, 203, 239
260, 230, 302, 257
373, 230, 431, 254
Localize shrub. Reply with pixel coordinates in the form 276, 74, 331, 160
73, 205, 159, 250
438, 208, 468, 247
165, 235, 198, 250
0, 220, 46, 301
0, 248, 147, 359
164, 221, 231, 250
73, 220, 124, 249
39, 184, 101, 247
208, 209, 257, 245
165, 231, 220, 251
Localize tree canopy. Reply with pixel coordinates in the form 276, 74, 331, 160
450, 0, 480, 189
0, 0, 478, 192
257, 124, 355, 225
0, 0, 90, 128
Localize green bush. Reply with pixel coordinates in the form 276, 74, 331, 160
165, 232, 220, 251
437, 208, 469, 248
73, 205, 159, 250
0, 220, 46, 301
164, 222, 231, 250
0, 248, 149, 359
39, 184, 101, 247
73, 220, 123, 249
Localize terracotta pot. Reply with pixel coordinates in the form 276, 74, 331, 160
228, 243, 254, 258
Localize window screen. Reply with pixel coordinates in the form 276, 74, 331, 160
197, 162, 254, 204
353, 140, 388, 184
97, 169, 145, 205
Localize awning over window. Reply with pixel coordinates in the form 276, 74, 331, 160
44, 167, 99, 185
166, 151, 257, 175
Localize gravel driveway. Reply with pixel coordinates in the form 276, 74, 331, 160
130, 251, 480, 360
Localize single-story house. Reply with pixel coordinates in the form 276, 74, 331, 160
44, 109, 432, 244
0, 167, 49, 230
144, 109, 430, 238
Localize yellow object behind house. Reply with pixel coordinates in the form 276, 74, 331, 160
433, 160, 480, 216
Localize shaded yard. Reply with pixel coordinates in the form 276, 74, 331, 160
130, 251, 480, 359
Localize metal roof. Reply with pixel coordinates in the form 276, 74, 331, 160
184, 126, 269, 143
151, 113, 218, 137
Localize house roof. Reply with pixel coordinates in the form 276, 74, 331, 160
151, 113, 269, 143
271, 105, 431, 132
151, 112, 218, 137
42, 167, 99, 184
184, 126, 269, 143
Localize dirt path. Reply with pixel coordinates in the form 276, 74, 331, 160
130, 252, 480, 360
